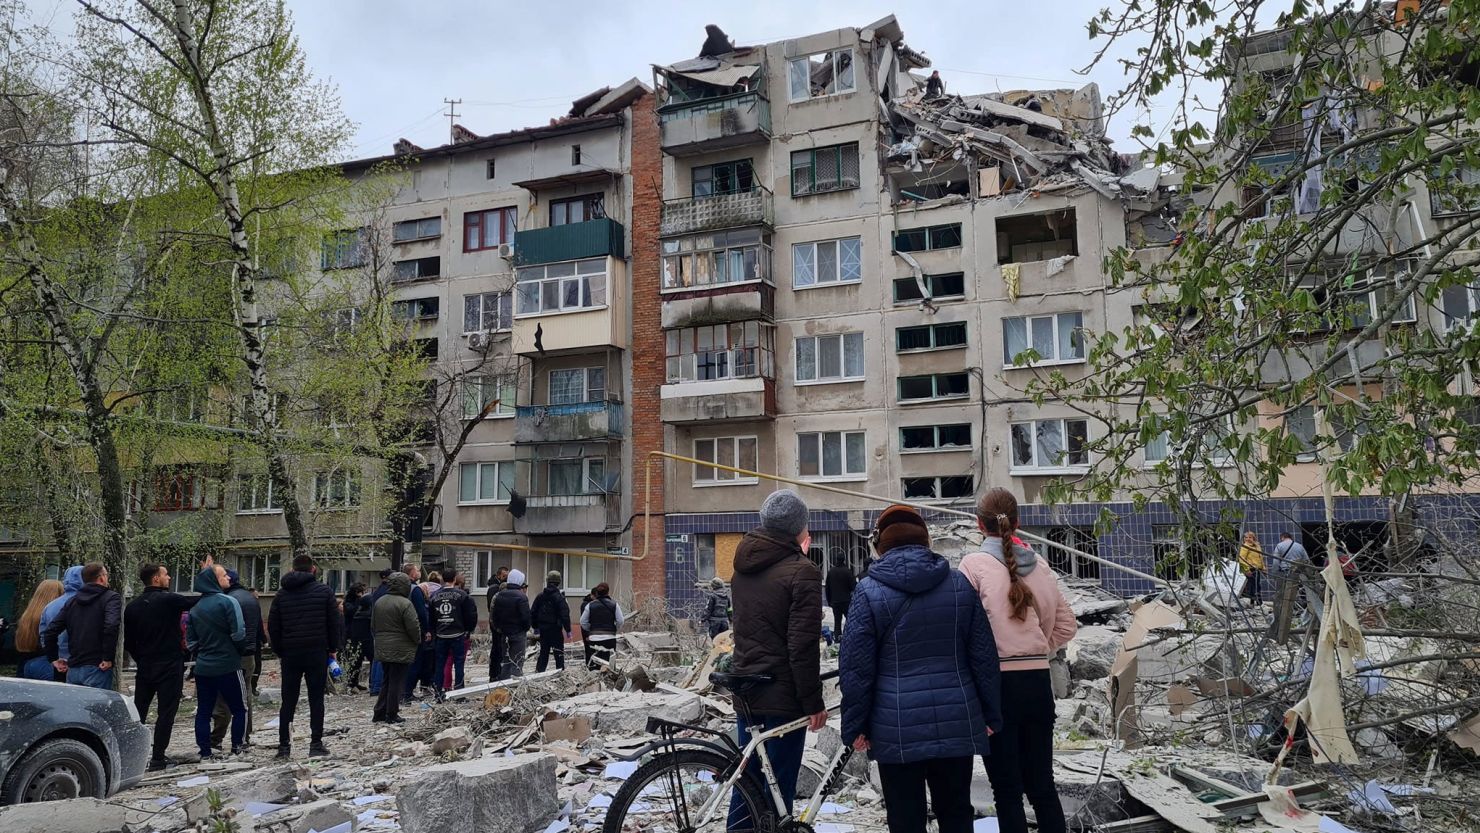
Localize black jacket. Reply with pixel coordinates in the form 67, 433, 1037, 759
44, 582, 122, 668
730, 528, 824, 717
491, 588, 531, 635
225, 584, 263, 654
825, 568, 857, 611
124, 587, 197, 665
430, 586, 479, 639
530, 585, 570, 631
351, 593, 375, 644
267, 570, 342, 657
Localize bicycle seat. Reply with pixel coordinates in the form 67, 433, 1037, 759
709, 672, 773, 694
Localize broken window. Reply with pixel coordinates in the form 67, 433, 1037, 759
1285, 405, 1318, 461
897, 372, 969, 402
798, 430, 866, 479
1429, 163, 1480, 217
1003, 312, 1084, 366
893, 273, 965, 303
666, 321, 775, 383
900, 423, 971, 451
1144, 419, 1234, 467
1009, 418, 1088, 471
391, 296, 439, 321
392, 256, 440, 282
662, 229, 771, 289
1039, 526, 1101, 580
693, 159, 755, 197
550, 194, 605, 226
411, 338, 438, 361
392, 217, 441, 242
893, 223, 962, 253
787, 48, 855, 101
1152, 524, 1231, 581
791, 143, 860, 196
1442, 284, 1480, 331
995, 209, 1077, 264
693, 436, 759, 484
896, 322, 967, 352
793, 236, 861, 287
320, 228, 366, 270
901, 475, 974, 501
795, 332, 864, 383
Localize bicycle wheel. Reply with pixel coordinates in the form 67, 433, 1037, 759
601, 748, 771, 833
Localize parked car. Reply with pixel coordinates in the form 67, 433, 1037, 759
0, 678, 149, 804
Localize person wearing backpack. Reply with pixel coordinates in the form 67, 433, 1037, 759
429, 569, 479, 698
530, 571, 572, 671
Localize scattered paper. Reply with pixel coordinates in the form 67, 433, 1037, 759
353, 795, 394, 806
1348, 780, 1396, 815
245, 802, 288, 817
973, 820, 1001, 833
264, 717, 281, 728
176, 776, 210, 787
819, 802, 853, 815
604, 761, 640, 780
696, 770, 715, 783
559, 799, 574, 819
1319, 818, 1363, 833
588, 794, 613, 809
155, 796, 179, 807
543, 820, 571, 833
815, 824, 855, 833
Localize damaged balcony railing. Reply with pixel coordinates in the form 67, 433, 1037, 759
659, 90, 771, 155
661, 185, 774, 237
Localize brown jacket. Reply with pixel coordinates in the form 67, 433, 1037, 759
730, 528, 824, 716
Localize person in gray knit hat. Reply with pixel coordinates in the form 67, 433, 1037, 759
725, 488, 825, 828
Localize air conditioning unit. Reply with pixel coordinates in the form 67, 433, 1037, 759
497, 242, 515, 260
468, 331, 492, 351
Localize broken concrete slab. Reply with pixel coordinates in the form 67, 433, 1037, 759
1068, 625, 1123, 680
430, 726, 474, 756
0, 798, 135, 833
542, 690, 703, 735
396, 753, 558, 833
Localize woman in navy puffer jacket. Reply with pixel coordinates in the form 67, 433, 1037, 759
840, 505, 1003, 833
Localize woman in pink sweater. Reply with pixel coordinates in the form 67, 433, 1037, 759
958, 488, 1076, 833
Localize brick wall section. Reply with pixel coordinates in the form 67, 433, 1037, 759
627, 92, 667, 604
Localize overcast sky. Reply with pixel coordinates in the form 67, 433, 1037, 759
22, 0, 1216, 161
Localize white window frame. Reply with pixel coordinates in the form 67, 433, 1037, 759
458, 461, 515, 505
463, 291, 513, 334
693, 436, 760, 486
471, 549, 516, 591
236, 472, 282, 515
794, 332, 864, 385
788, 48, 856, 101
311, 468, 362, 510
792, 237, 862, 289
1285, 405, 1318, 462
392, 216, 441, 243
1142, 418, 1235, 468
1009, 418, 1090, 475
899, 424, 971, 453
514, 257, 608, 317
462, 375, 516, 420
1003, 312, 1086, 368
547, 457, 607, 496
797, 430, 867, 482
548, 367, 606, 405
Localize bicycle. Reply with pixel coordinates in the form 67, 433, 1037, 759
601, 669, 858, 833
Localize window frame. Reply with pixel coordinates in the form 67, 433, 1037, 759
901, 475, 975, 501
787, 48, 857, 102
550, 194, 606, 227
792, 237, 863, 289
320, 228, 367, 271
1008, 417, 1090, 474
794, 332, 865, 385
464, 207, 518, 253
548, 366, 606, 405
692, 159, 756, 198
514, 257, 609, 317
458, 461, 516, 506
235, 472, 282, 515
893, 273, 967, 304
311, 468, 362, 511
463, 291, 513, 334
797, 430, 867, 481
391, 296, 440, 321
895, 322, 968, 353
790, 143, 860, 197
899, 423, 972, 453
462, 375, 517, 420
892, 224, 963, 253
661, 229, 772, 290
392, 256, 441, 282
1002, 312, 1086, 368
896, 372, 971, 403
692, 436, 760, 486
392, 217, 442, 243
1142, 418, 1235, 469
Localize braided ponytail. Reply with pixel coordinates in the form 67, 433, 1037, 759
977, 489, 1035, 621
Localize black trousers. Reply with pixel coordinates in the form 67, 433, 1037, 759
375, 662, 408, 722
278, 652, 328, 746
983, 669, 1066, 833
876, 756, 975, 833
134, 659, 185, 762
832, 608, 845, 638
536, 627, 565, 671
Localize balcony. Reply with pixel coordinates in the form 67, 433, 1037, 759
514, 218, 625, 267
661, 281, 774, 328
520, 493, 620, 536
515, 401, 624, 444
661, 348, 776, 424
661, 187, 773, 238
659, 91, 771, 157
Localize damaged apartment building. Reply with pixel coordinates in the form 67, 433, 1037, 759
649, 15, 1194, 608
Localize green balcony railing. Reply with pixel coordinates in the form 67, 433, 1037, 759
514, 218, 625, 266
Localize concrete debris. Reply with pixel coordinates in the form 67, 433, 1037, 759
1067, 624, 1123, 680
429, 726, 474, 756
541, 690, 704, 734
0, 798, 135, 833
395, 753, 558, 833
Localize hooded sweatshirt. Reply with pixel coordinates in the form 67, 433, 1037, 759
371, 573, 421, 664
39, 566, 84, 660
729, 527, 823, 717
958, 537, 1076, 671
43, 580, 121, 668
185, 568, 246, 678
838, 544, 1002, 763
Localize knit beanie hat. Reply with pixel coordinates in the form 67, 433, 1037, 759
508, 569, 527, 588
874, 504, 930, 553
759, 488, 809, 538
547, 571, 562, 585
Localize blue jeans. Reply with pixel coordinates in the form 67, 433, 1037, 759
22, 656, 55, 681
369, 661, 383, 694
727, 713, 807, 829
433, 638, 467, 691
195, 672, 246, 755
66, 665, 112, 689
